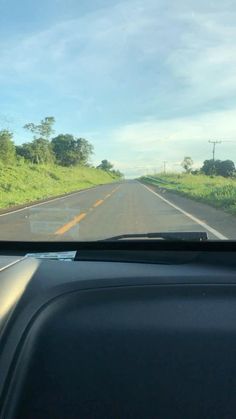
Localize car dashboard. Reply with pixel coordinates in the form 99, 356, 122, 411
0, 247, 236, 419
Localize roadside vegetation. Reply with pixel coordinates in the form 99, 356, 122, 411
0, 116, 123, 209
181, 155, 235, 177
141, 155, 236, 215
141, 173, 236, 215
0, 163, 118, 209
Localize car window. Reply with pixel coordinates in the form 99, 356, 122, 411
0, 0, 235, 241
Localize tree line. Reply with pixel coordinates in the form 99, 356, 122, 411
182, 156, 235, 177
0, 116, 123, 177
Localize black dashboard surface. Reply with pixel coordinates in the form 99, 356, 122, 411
0, 251, 236, 418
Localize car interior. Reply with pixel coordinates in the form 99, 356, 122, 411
0, 240, 236, 419
1, 0, 236, 417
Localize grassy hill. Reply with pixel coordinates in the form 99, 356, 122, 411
141, 173, 236, 215
0, 162, 120, 209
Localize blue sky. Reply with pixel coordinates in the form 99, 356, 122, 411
1, 0, 236, 176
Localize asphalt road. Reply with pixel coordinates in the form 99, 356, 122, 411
0, 180, 235, 241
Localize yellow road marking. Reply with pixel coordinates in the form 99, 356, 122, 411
111, 185, 121, 194
54, 185, 121, 236
55, 212, 87, 235
93, 199, 104, 207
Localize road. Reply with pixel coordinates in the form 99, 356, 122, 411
0, 180, 235, 241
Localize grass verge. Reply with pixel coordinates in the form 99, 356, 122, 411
140, 173, 236, 215
0, 162, 119, 209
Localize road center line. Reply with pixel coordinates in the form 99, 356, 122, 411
0, 184, 108, 218
55, 212, 87, 235
93, 199, 104, 207
110, 185, 121, 194
140, 182, 228, 240
54, 184, 121, 236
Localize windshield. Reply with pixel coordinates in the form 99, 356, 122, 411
0, 0, 235, 241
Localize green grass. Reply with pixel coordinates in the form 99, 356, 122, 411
141, 173, 236, 215
0, 162, 119, 209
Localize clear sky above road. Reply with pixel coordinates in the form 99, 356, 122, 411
0, 0, 236, 176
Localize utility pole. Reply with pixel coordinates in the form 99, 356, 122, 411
209, 140, 221, 161
163, 161, 167, 174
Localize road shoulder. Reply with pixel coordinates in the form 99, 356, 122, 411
139, 180, 236, 239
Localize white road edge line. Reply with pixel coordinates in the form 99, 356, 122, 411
140, 182, 228, 240
0, 184, 112, 218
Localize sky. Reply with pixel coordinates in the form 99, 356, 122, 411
0, 0, 236, 177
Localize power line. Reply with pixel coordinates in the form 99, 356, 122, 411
163, 161, 167, 174
208, 140, 221, 161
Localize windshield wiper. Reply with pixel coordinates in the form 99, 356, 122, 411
105, 232, 208, 241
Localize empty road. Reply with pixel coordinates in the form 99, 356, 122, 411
0, 180, 235, 241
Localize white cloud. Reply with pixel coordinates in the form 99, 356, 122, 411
109, 108, 236, 176
113, 109, 236, 146
0, 1, 161, 84
1, 0, 236, 109
166, 9, 236, 106
1, 0, 236, 178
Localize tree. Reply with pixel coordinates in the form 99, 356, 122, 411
181, 156, 193, 173
76, 138, 94, 165
51, 134, 75, 166
24, 116, 55, 141
191, 169, 201, 175
111, 169, 124, 178
214, 160, 222, 175
217, 160, 235, 177
201, 159, 216, 175
51, 135, 93, 166
21, 116, 55, 164
16, 139, 54, 164
97, 160, 113, 171
201, 159, 235, 177
16, 143, 33, 161
0, 130, 15, 164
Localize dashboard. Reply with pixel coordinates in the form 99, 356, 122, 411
0, 249, 236, 418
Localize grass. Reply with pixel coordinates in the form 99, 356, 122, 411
141, 173, 236, 215
0, 162, 119, 209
